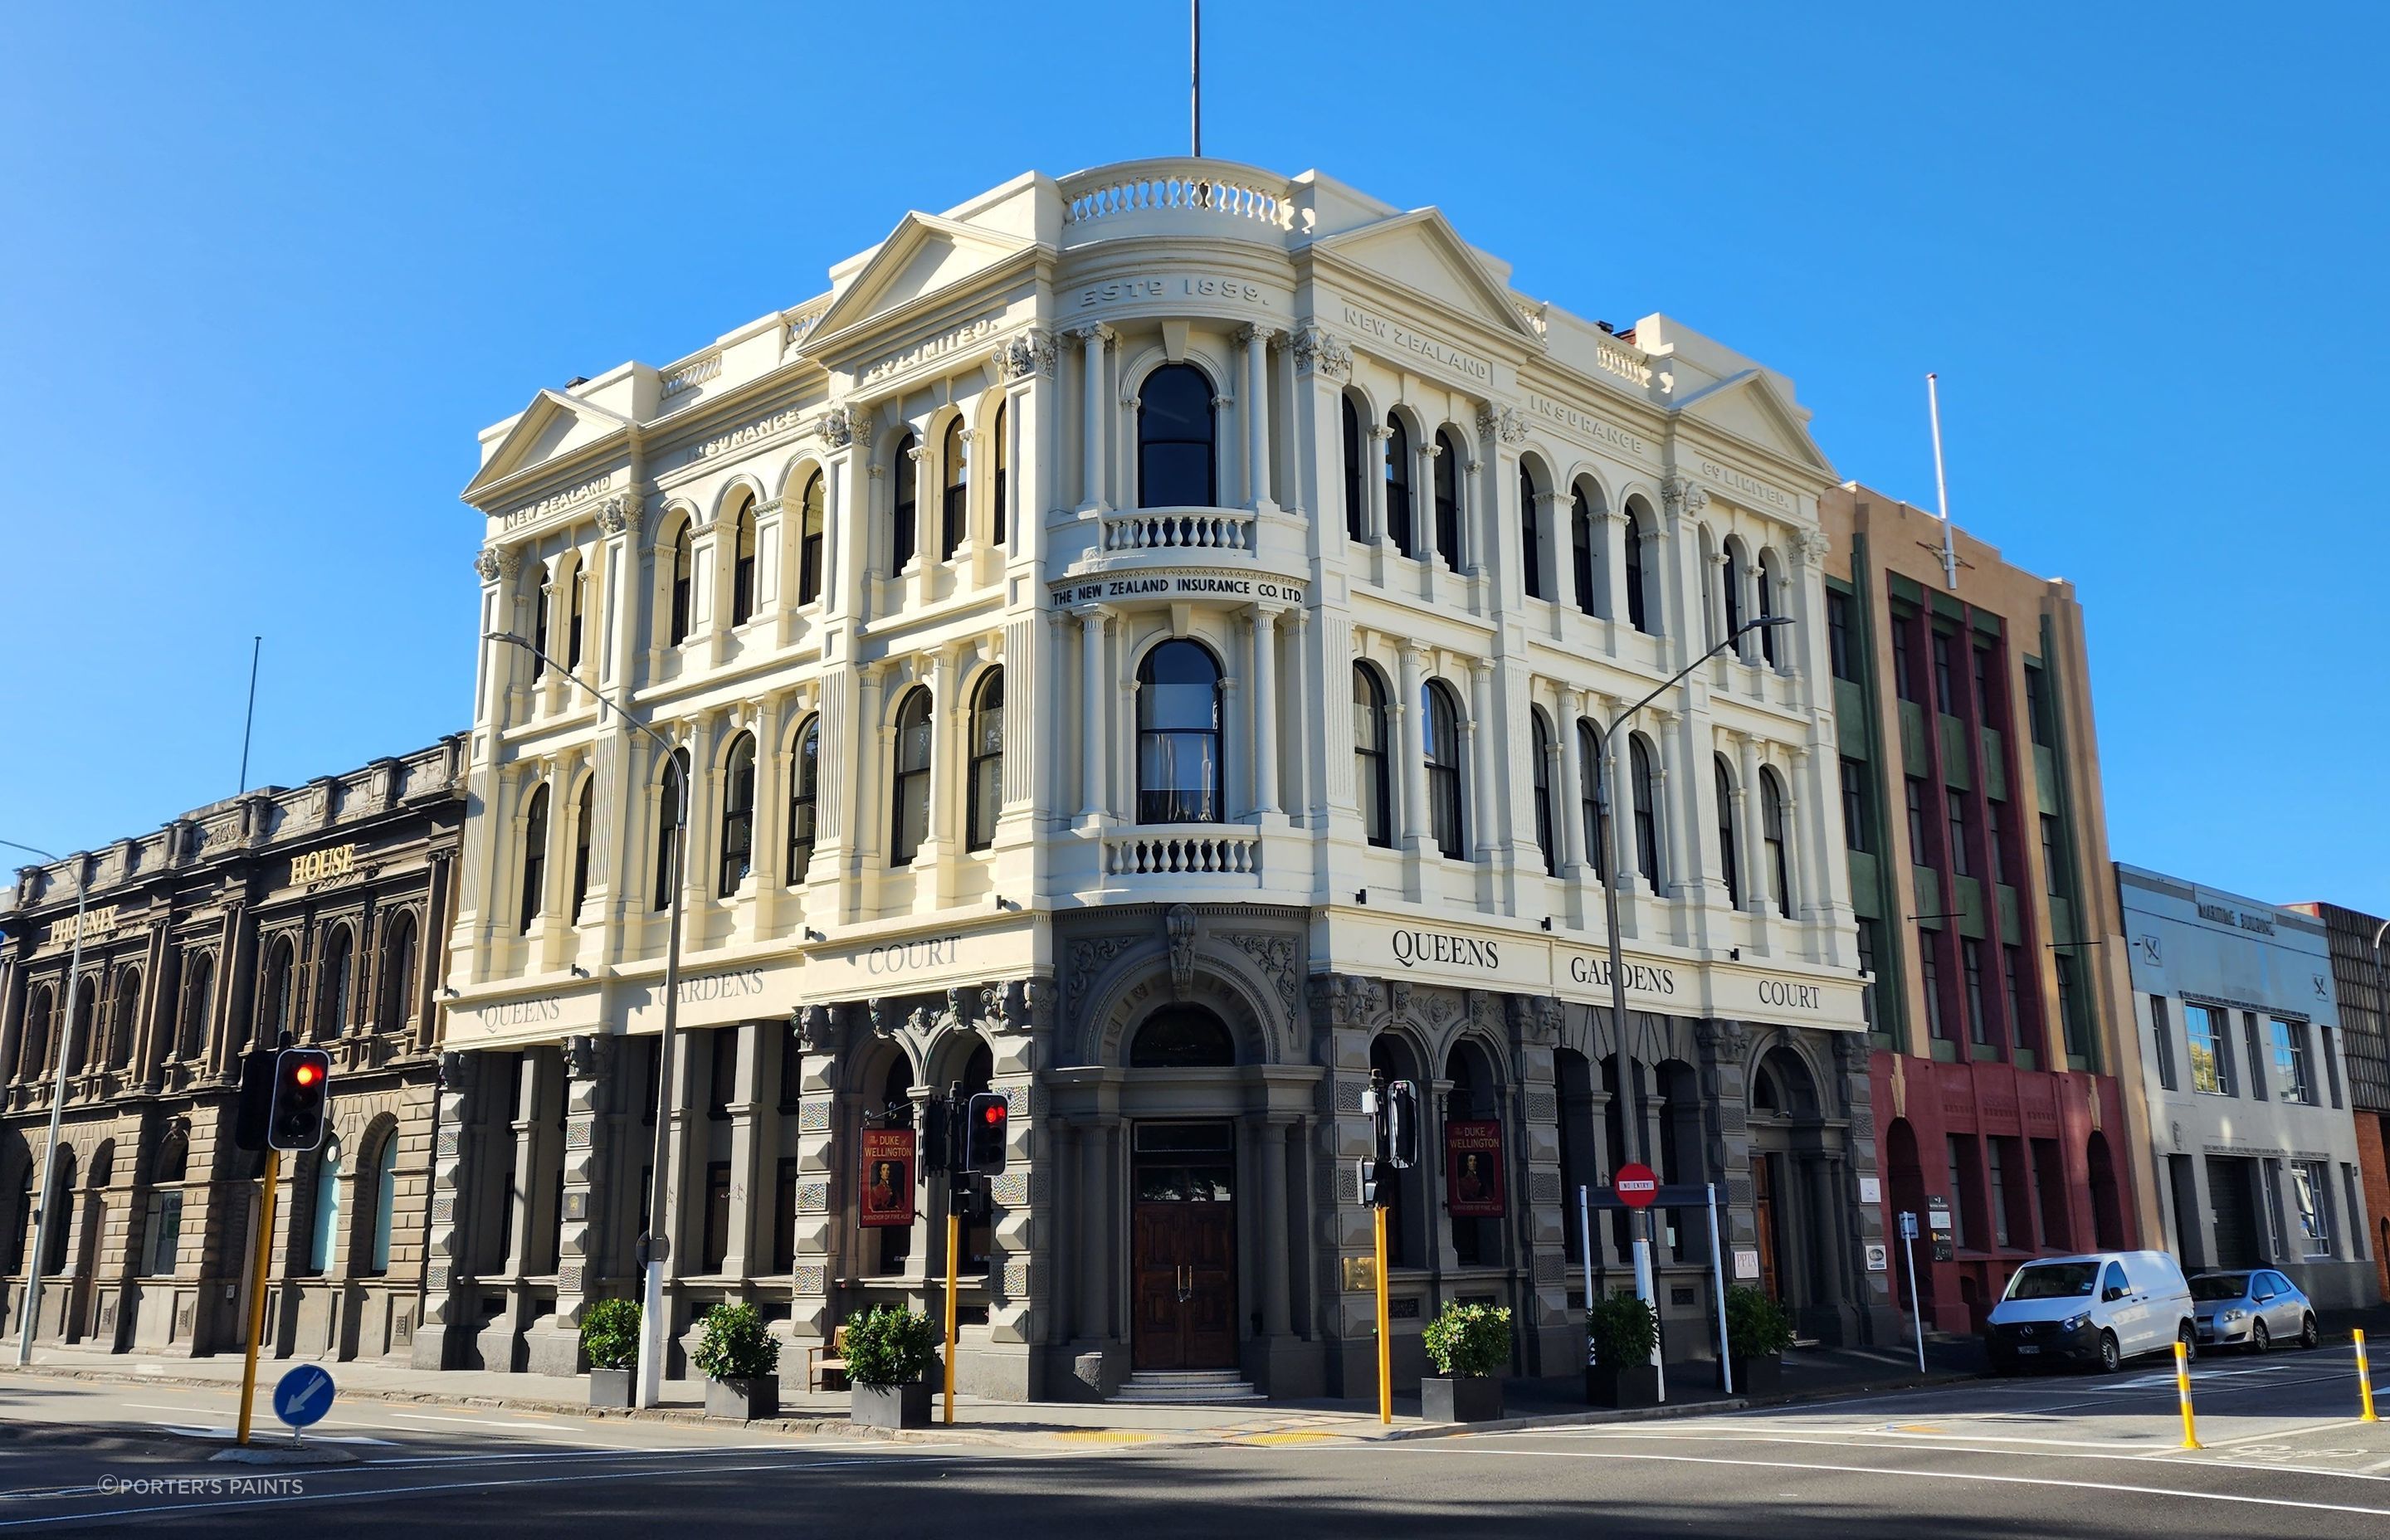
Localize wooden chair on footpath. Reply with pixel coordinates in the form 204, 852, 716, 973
807, 1324, 850, 1391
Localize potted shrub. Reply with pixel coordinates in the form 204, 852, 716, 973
581, 1298, 641, 1409
1723, 1284, 1794, 1396
1585, 1292, 1660, 1408
695, 1302, 781, 1421
844, 1304, 942, 1430
1420, 1301, 1511, 1422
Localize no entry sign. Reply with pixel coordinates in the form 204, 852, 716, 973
1613, 1162, 1659, 1210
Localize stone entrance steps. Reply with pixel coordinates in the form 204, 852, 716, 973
1108, 1369, 1266, 1405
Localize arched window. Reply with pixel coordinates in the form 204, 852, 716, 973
38, 1150, 74, 1275
1383, 415, 1414, 553
177, 953, 213, 1060
378, 912, 417, 1031
1129, 1006, 1237, 1068
143, 1129, 188, 1277
1762, 768, 1791, 916
967, 670, 1004, 852
529, 563, 551, 678
1532, 711, 1555, 875
991, 403, 1009, 548
1136, 641, 1223, 824
1138, 364, 1216, 508
1432, 429, 1461, 572
729, 495, 758, 625
261, 937, 296, 1045
666, 519, 693, 646
1423, 681, 1466, 860
567, 563, 588, 670
1342, 395, 1364, 542
940, 417, 968, 560
1578, 723, 1608, 880
368, 1134, 399, 1275
890, 431, 919, 573
654, 748, 688, 910
1572, 486, 1598, 616
69, 978, 96, 1071
107, 972, 139, 1069
788, 715, 820, 883
308, 1137, 343, 1275
1758, 553, 1783, 665
569, 777, 594, 919
20, 986, 51, 1080
1625, 504, 1652, 634
719, 733, 756, 896
316, 927, 353, 1040
890, 687, 934, 866
796, 471, 826, 606
1723, 539, 1747, 641
1715, 758, 1742, 909
1630, 734, 1661, 885
519, 783, 549, 933
1353, 665, 1392, 849
1519, 463, 1544, 599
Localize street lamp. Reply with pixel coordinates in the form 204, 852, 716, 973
0, 836, 90, 1368
1586, 615, 1792, 1328
483, 631, 687, 1410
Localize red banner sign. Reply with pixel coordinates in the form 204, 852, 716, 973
860, 1127, 916, 1229
1443, 1118, 1506, 1218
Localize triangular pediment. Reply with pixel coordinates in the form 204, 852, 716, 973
802, 212, 1035, 349
1314, 209, 1542, 344
1675, 369, 1837, 480
462, 389, 632, 501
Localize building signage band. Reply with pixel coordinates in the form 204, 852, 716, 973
41, 904, 120, 948
1693, 456, 1791, 512
290, 844, 358, 887
1524, 392, 1653, 465
1052, 573, 1305, 610
1076, 275, 1273, 310
1337, 304, 1490, 383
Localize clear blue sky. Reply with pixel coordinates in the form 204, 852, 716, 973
2, 2, 2383, 914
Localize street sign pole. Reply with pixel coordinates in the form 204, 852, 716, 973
1615, 1162, 1662, 1404
1707, 1182, 1731, 1396
1373, 1201, 1392, 1425
235, 1148, 281, 1447
1900, 1211, 1924, 1374
941, 1195, 960, 1427
1577, 1185, 1593, 1320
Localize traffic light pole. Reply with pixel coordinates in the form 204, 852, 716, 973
235, 1148, 280, 1446
942, 1196, 961, 1426
1373, 1201, 1392, 1425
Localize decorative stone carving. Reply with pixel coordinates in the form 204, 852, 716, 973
562, 1033, 607, 1082
438, 1050, 472, 1095
867, 998, 899, 1040
817, 404, 871, 450
1164, 904, 1199, 1002
796, 1003, 837, 1055
1792, 526, 1832, 565
1475, 402, 1527, 446
596, 495, 634, 536
1066, 935, 1134, 1014
472, 549, 503, 582
1290, 325, 1352, 381
1661, 475, 1709, 518
1695, 1017, 1749, 1065
1227, 933, 1298, 1015
1510, 994, 1563, 1046
990, 331, 1056, 381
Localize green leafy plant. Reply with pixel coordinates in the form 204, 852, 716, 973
692, 1302, 781, 1382
1586, 1291, 1658, 1372
1422, 1301, 1513, 1378
1724, 1285, 1795, 1360
579, 1298, 641, 1372
841, 1304, 941, 1389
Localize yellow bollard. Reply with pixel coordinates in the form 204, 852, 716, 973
2358, 1329, 2380, 1424
2174, 1339, 2202, 1450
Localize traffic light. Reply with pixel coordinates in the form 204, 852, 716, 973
1366, 1077, 1419, 1170
1358, 1157, 1383, 1208
962, 1091, 1009, 1174
268, 1049, 331, 1153
233, 1048, 279, 1153
919, 1089, 955, 1177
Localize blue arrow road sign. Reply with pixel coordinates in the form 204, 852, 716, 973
272, 1364, 336, 1430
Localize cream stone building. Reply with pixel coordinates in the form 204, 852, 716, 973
433, 159, 1893, 1401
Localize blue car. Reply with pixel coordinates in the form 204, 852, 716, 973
2189, 1269, 2319, 1352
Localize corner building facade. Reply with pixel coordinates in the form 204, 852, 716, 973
439, 160, 1895, 1400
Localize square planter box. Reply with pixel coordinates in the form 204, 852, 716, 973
1586, 1362, 1660, 1409
851, 1381, 934, 1430
705, 1375, 779, 1421
1725, 1353, 1782, 1397
1422, 1376, 1505, 1423
588, 1367, 634, 1409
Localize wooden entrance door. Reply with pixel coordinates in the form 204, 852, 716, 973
1752, 1154, 1782, 1301
1131, 1201, 1237, 1371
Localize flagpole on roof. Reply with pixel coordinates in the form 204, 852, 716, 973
1927, 373, 1958, 590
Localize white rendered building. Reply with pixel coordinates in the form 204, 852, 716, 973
432, 159, 1893, 1399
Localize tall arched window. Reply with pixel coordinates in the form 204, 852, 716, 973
1432, 430, 1461, 572
1630, 734, 1661, 885
1342, 395, 1364, 542
316, 928, 353, 1040
719, 733, 756, 896
991, 402, 1009, 547
1715, 758, 1742, 909
1519, 463, 1544, 599
654, 748, 688, 910
967, 669, 1005, 852
1532, 711, 1555, 875
1625, 504, 1652, 634
1722, 539, 1747, 641
1129, 1006, 1237, 1068
519, 783, 549, 933
177, 954, 212, 1060
567, 564, 588, 670
1136, 641, 1223, 823
368, 1134, 398, 1275
1762, 768, 1791, 916
667, 519, 693, 646
20, 986, 51, 1079
940, 417, 968, 559
890, 687, 934, 865
569, 777, 594, 919
729, 495, 758, 625
1138, 364, 1216, 507
1571, 486, 1598, 616
378, 912, 417, 1031
69, 978, 95, 1070
1578, 723, 1607, 880
1758, 553, 1783, 665
529, 563, 551, 678
788, 716, 820, 882
261, 937, 296, 1045
307, 1137, 343, 1275
1353, 665, 1392, 848
1383, 415, 1413, 553
1423, 681, 1466, 860
108, 972, 139, 1069
796, 471, 826, 606
890, 431, 919, 573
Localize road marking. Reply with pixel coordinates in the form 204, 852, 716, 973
1549, 1429, 2390, 1487
386, 1413, 569, 1432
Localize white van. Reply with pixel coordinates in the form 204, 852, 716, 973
1983, 1250, 2197, 1374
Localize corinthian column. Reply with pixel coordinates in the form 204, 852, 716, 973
1241, 325, 1276, 509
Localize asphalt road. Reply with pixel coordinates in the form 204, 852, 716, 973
3, 1343, 2387, 1538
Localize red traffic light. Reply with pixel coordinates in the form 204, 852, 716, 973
982, 1104, 1005, 1124
294, 1063, 321, 1087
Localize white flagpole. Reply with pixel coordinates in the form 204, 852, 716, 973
1926, 373, 1957, 590
1190, 0, 1202, 158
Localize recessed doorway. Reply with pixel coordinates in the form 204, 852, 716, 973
1129, 1122, 1238, 1372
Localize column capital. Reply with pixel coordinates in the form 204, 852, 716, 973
1237, 323, 1280, 348
1290, 324, 1352, 381
1067, 322, 1115, 348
